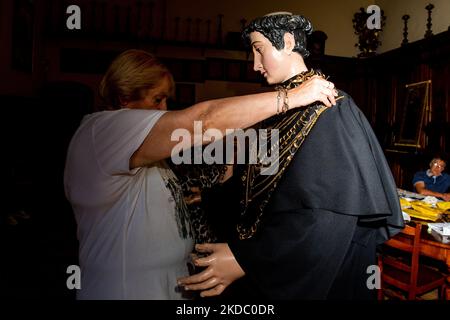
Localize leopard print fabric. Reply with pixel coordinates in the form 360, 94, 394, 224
169, 161, 228, 244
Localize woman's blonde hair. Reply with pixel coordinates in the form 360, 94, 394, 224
99, 49, 175, 109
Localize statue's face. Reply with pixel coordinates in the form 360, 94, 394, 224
249, 31, 291, 85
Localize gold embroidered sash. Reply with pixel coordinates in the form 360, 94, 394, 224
237, 70, 330, 240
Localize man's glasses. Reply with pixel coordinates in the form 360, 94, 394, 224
432, 162, 445, 169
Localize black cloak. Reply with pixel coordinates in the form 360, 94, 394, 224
225, 91, 404, 299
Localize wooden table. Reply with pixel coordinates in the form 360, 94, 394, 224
394, 223, 450, 268
419, 227, 450, 268
419, 226, 450, 298
401, 221, 450, 299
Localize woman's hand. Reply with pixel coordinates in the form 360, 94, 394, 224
290, 75, 339, 108
178, 243, 245, 297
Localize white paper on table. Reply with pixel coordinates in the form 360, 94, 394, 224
428, 223, 450, 235
402, 211, 411, 222
427, 223, 450, 243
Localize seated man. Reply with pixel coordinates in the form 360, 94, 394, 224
413, 156, 450, 201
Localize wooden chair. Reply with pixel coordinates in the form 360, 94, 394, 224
378, 223, 447, 300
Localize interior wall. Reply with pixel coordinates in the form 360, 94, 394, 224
0, 0, 34, 96
165, 0, 450, 57
165, 0, 373, 57
376, 0, 450, 53
1, 0, 449, 99
196, 80, 267, 102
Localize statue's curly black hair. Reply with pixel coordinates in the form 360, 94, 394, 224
242, 13, 313, 58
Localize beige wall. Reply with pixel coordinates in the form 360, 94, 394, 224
376, 0, 450, 53
166, 0, 450, 57
166, 0, 373, 57
2, 0, 449, 98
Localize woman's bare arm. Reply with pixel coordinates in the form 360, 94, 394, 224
130, 76, 336, 168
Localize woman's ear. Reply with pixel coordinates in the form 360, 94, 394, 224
283, 32, 295, 55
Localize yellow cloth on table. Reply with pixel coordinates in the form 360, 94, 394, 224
436, 201, 450, 211
399, 198, 412, 209
402, 208, 439, 221
406, 202, 443, 221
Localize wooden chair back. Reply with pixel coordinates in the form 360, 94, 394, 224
378, 223, 447, 300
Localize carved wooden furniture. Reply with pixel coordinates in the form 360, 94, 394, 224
378, 223, 448, 300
